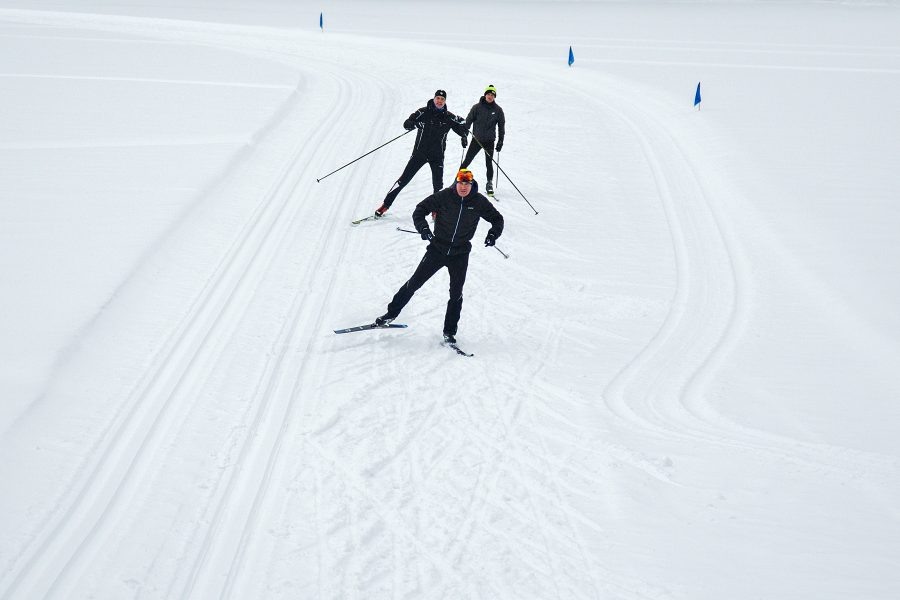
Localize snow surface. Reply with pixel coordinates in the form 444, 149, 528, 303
2, 1, 899, 598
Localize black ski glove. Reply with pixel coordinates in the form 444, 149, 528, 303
461, 136, 468, 148
495, 140, 503, 152
484, 232, 497, 247
421, 229, 434, 241
404, 123, 414, 131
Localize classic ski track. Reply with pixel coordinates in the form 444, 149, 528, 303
167, 46, 520, 600
184, 67, 397, 599
568, 82, 897, 485
0, 18, 369, 600
19, 91, 335, 597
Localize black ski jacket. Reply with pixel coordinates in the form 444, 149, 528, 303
464, 96, 505, 144
412, 182, 504, 257
404, 99, 468, 160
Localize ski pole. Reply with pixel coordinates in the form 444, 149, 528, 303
397, 227, 508, 258
471, 133, 537, 215
494, 149, 500, 192
316, 129, 413, 183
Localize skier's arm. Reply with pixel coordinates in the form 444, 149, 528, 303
496, 107, 506, 150
465, 105, 477, 129
479, 198, 504, 239
403, 108, 425, 130
412, 194, 438, 235
450, 114, 468, 138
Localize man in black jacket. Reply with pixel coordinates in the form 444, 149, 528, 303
460, 84, 505, 196
375, 90, 469, 218
375, 168, 504, 343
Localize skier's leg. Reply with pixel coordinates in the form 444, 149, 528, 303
383, 154, 427, 208
483, 140, 496, 182
428, 158, 444, 194
442, 252, 470, 335
385, 248, 443, 318
459, 143, 480, 170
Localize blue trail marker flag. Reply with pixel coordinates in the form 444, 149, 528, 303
319, 12, 323, 31
568, 46, 575, 67
694, 82, 702, 108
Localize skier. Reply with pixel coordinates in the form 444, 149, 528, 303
375, 168, 504, 344
460, 84, 505, 196
374, 90, 469, 218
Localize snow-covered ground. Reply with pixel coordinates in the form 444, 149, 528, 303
1, 1, 899, 598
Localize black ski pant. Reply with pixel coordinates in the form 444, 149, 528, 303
384, 247, 469, 335
383, 153, 443, 208
460, 139, 495, 182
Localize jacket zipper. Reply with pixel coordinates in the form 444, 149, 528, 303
448, 199, 465, 255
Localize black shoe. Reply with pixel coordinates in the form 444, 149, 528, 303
443, 333, 457, 344
485, 181, 494, 195
375, 314, 394, 327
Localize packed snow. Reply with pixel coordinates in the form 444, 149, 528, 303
1, 1, 899, 598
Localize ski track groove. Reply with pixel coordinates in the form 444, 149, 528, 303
564, 80, 897, 490
0, 16, 371, 600
39, 88, 332, 600
205, 64, 399, 600
4, 92, 310, 597
174, 70, 369, 599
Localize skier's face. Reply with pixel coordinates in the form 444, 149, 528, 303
456, 181, 472, 197
434, 95, 446, 108
485, 92, 495, 103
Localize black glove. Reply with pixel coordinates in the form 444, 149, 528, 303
461, 136, 468, 148
421, 229, 434, 241
484, 232, 497, 247
404, 123, 414, 131
495, 140, 503, 152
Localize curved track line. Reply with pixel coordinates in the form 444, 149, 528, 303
0, 18, 365, 600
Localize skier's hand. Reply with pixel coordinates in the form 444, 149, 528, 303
484, 232, 497, 247
495, 140, 503, 152
404, 123, 415, 131
461, 136, 468, 148
420, 229, 434, 241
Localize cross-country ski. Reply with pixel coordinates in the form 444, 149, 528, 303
443, 340, 474, 357
333, 323, 407, 334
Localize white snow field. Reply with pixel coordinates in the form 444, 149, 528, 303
1, 1, 899, 598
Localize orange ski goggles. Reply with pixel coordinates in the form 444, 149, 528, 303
455, 169, 474, 184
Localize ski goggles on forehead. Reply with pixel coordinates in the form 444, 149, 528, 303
455, 170, 474, 183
